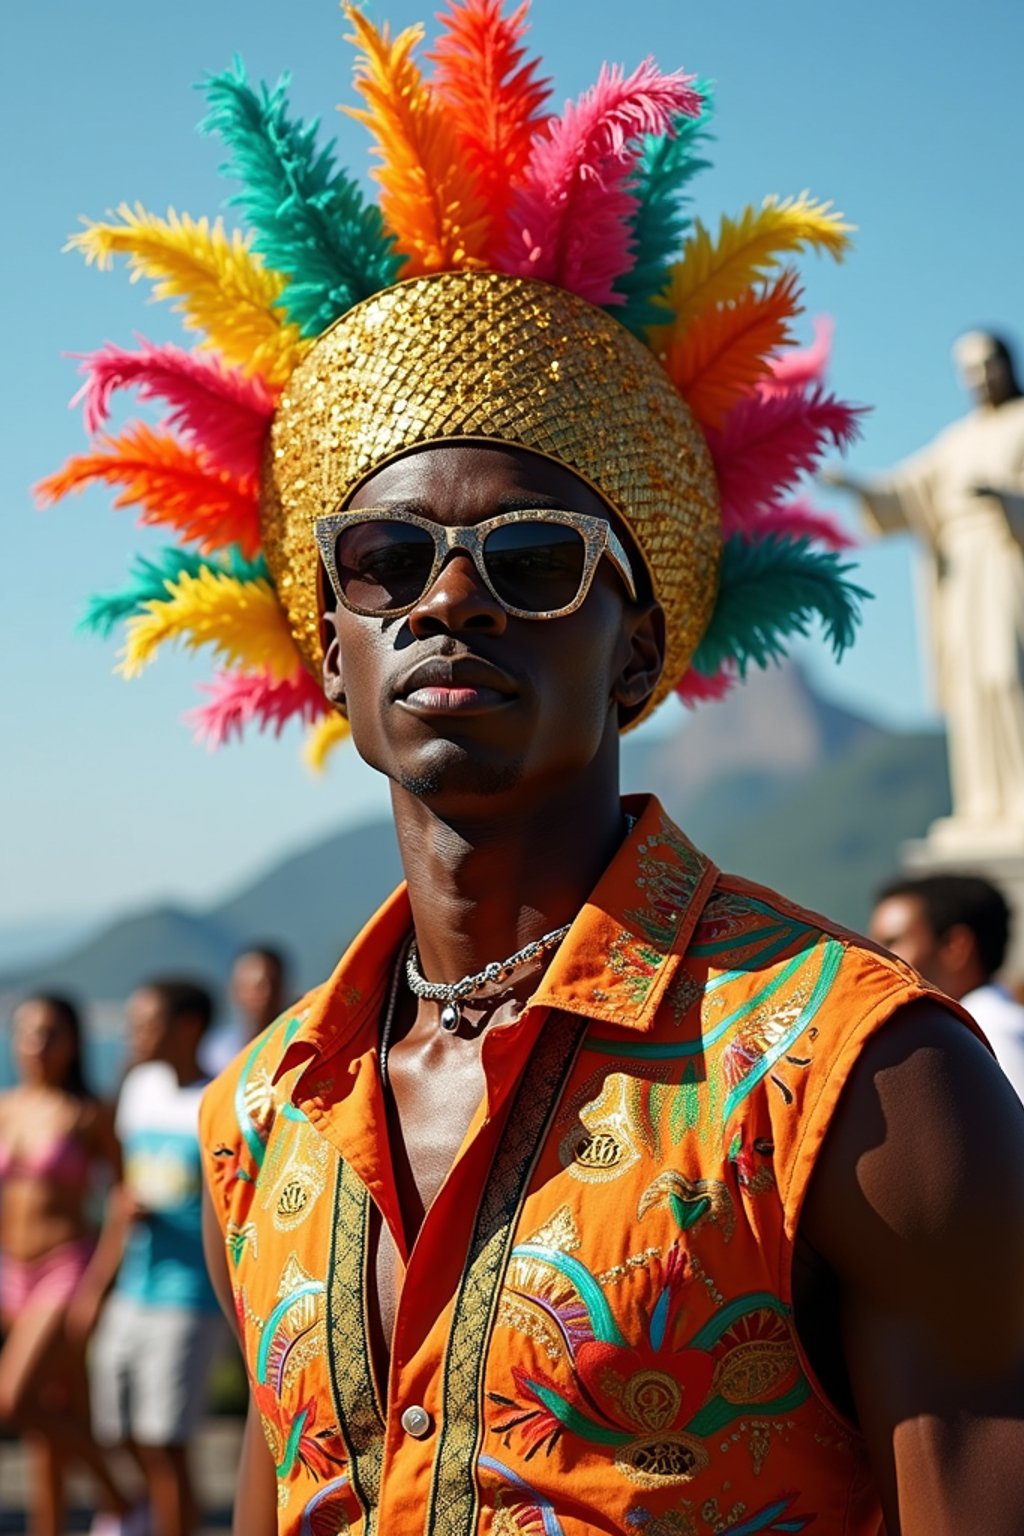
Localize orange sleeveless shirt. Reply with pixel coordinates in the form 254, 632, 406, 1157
200, 795, 963, 1536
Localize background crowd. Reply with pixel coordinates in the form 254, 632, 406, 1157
0, 948, 287, 1536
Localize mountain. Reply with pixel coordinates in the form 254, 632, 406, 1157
0, 665, 949, 1005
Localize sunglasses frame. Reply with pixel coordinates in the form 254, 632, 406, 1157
314, 506, 638, 621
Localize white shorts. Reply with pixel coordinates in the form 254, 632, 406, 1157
91, 1294, 224, 1446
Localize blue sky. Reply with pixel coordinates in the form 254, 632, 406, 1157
4, 0, 1022, 932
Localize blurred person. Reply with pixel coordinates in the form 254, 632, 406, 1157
827, 330, 1024, 836
871, 872, 1024, 1103
0, 995, 133, 1536
200, 945, 289, 1077
87, 980, 222, 1536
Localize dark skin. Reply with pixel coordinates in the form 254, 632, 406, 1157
203, 443, 1024, 1535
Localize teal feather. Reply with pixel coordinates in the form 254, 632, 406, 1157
199, 61, 403, 337
692, 533, 869, 678
79, 547, 269, 638
612, 82, 715, 333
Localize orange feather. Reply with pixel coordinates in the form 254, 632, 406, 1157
343, 4, 490, 275
35, 422, 261, 558
429, 0, 550, 258
664, 269, 803, 431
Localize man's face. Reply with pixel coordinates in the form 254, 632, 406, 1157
869, 895, 942, 981
232, 953, 283, 1030
321, 444, 660, 816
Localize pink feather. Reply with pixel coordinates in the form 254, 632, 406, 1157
759, 316, 834, 398
707, 386, 864, 534
71, 338, 277, 482
502, 59, 702, 305
750, 496, 854, 549
674, 664, 736, 706
186, 667, 327, 749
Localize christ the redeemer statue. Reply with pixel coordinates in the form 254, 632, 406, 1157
828, 330, 1024, 847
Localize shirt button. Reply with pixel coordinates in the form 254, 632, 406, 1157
400, 1404, 432, 1439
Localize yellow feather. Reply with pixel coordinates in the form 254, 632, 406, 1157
652, 193, 852, 347
118, 569, 301, 682
67, 203, 309, 386
303, 712, 350, 772
343, 5, 489, 275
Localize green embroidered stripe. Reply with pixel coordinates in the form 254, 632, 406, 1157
721, 937, 844, 1125
426, 1014, 586, 1536
230, 1013, 297, 1167
256, 1283, 325, 1384
509, 1246, 625, 1346
688, 1290, 792, 1350
325, 1157, 385, 1532
687, 921, 792, 959
686, 1377, 811, 1437
587, 948, 812, 1061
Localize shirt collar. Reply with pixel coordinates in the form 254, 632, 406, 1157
272, 792, 718, 1085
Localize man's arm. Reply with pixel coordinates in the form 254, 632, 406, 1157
202, 1182, 277, 1536
800, 1000, 1024, 1533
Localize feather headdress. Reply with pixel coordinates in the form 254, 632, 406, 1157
40, 0, 864, 764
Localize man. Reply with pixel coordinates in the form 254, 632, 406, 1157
200, 946, 289, 1078
871, 872, 1024, 1103
87, 980, 222, 1536
40, 5, 1024, 1532
826, 329, 1024, 841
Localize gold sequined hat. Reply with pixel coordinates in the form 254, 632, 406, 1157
40, 0, 865, 766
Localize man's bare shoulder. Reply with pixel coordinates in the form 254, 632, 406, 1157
804, 997, 1024, 1365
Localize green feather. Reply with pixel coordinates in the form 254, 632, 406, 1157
79, 546, 269, 638
199, 61, 403, 338
612, 83, 715, 334
692, 533, 870, 679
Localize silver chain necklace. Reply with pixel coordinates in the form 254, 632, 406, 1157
380, 812, 638, 1071
405, 922, 571, 1033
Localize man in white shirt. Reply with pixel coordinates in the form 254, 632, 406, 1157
871, 873, 1024, 1103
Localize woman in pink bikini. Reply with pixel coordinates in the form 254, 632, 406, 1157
0, 994, 134, 1536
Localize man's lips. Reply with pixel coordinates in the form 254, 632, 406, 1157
394, 655, 519, 714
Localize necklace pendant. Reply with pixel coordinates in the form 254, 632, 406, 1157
439, 1001, 461, 1033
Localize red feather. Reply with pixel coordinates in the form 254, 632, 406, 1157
429, 0, 550, 256
674, 664, 737, 706
759, 315, 834, 397
706, 386, 863, 533
748, 496, 854, 549
503, 59, 702, 305
186, 668, 327, 748
71, 338, 276, 481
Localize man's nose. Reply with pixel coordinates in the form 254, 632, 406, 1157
406, 552, 508, 637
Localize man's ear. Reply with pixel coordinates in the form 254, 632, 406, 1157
320, 609, 348, 715
614, 600, 667, 727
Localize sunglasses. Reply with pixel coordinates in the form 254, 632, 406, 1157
314, 507, 638, 621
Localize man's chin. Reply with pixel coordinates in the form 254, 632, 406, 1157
383, 736, 525, 805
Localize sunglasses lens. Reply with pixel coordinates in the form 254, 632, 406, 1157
335, 521, 436, 612
482, 521, 587, 613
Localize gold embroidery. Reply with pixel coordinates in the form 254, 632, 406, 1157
559, 1073, 641, 1185
638, 1172, 736, 1242
495, 1294, 566, 1362
615, 1431, 710, 1487
520, 1204, 581, 1254
427, 1015, 586, 1536
596, 1247, 661, 1286
261, 1121, 330, 1234
325, 1158, 384, 1531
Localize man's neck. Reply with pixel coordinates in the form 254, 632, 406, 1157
391, 775, 629, 987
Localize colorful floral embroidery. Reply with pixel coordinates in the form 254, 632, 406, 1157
492, 1243, 808, 1490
